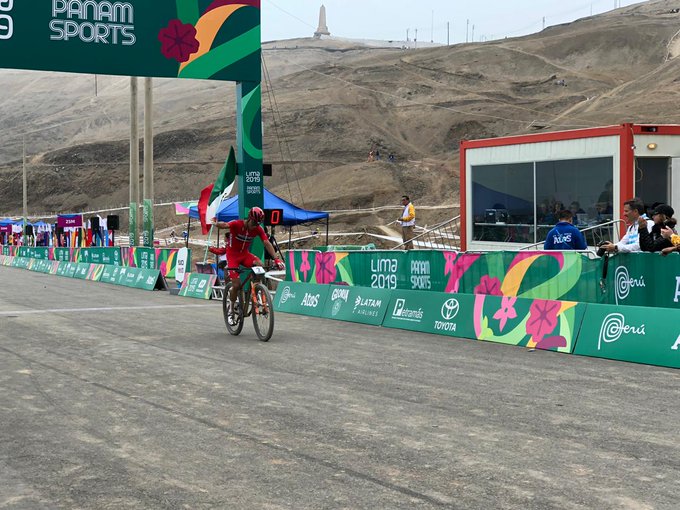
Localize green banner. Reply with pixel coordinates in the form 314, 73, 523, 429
321, 285, 391, 326
0, 1, 261, 82
383, 290, 478, 339
18, 247, 51, 260
117, 267, 165, 290
77, 247, 122, 265
129, 202, 138, 248
178, 273, 216, 299
142, 198, 154, 248
274, 282, 329, 318
573, 303, 680, 369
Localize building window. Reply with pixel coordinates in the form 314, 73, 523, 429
471, 163, 534, 244
472, 157, 613, 245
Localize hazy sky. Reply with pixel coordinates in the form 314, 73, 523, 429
262, 0, 647, 44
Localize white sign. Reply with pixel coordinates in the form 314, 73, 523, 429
175, 247, 188, 283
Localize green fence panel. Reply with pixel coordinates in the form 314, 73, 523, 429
117, 267, 166, 291
602, 252, 680, 309
383, 290, 478, 339
76, 247, 122, 266
53, 248, 72, 262
12, 257, 30, 269
317, 244, 376, 252
573, 303, 680, 369
100, 265, 123, 285
73, 263, 91, 280
274, 282, 330, 317
125, 247, 185, 279
18, 247, 51, 260
178, 273, 217, 300
321, 285, 391, 326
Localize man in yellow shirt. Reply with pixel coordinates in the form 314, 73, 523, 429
398, 195, 416, 249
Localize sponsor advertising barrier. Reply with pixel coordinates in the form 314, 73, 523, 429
604, 253, 680, 309
100, 266, 166, 291
321, 285, 391, 326
179, 273, 217, 300
125, 247, 187, 279
286, 250, 604, 303
572, 304, 680, 369
274, 282, 329, 317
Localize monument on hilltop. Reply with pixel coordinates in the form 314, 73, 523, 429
313, 5, 331, 38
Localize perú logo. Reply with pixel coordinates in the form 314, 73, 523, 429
598, 313, 645, 350
279, 286, 296, 305
614, 266, 645, 303
440, 298, 460, 320
0, 0, 13, 40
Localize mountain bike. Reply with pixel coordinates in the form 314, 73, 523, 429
222, 265, 275, 341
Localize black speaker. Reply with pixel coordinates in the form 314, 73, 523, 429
107, 215, 120, 230
90, 216, 100, 230
25, 225, 33, 236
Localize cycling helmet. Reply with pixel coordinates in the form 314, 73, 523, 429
248, 207, 265, 224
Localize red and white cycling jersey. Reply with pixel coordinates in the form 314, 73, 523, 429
226, 219, 268, 254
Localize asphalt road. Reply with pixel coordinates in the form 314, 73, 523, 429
1, 267, 678, 509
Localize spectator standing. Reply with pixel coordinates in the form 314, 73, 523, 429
600, 198, 652, 254
543, 210, 587, 250
398, 195, 416, 250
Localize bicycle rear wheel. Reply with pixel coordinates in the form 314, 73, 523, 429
251, 282, 274, 342
222, 282, 244, 335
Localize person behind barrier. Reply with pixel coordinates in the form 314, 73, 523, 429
543, 210, 587, 250
598, 198, 652, 255
398, 195, 416, 250
212, 207, 285, 324
208, 231, 230, 269
640, 204, 676, 252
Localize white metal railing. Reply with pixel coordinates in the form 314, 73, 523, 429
518, 219, 626, 251
390, 215, 461, 251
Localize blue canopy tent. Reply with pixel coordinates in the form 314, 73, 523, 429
188, 188, 330, 245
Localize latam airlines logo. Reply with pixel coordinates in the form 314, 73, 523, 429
0, 0, 14, 40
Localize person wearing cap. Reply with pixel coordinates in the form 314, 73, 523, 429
640, 204, 676, 252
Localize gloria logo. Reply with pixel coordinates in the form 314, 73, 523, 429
279, 286, 296, 305
0, 0, 13, 41
440, 298, 460, 320
598, 313, 645, 350
614, 266, 645, 303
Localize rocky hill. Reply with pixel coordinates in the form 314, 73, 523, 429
0, 0, 679, 234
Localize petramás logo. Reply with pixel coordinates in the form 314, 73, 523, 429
391, 298, 423, 323
0, 0, 14, 40
598, 313, 645, 350
279, 286, 296, 305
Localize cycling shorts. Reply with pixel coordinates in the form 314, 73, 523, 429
226, 250, 259, 279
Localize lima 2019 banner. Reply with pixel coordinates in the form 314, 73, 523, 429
0, 0, 260, 81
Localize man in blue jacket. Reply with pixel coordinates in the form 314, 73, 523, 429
544, 209, 587, 250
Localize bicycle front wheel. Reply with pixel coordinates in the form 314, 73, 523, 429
223, 282, 244, 336
251, 282, 274, 342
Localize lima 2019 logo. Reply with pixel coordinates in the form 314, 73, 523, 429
0, 0, 14, 40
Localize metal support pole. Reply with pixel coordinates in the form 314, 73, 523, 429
22, 135, 27, 238
129, 77, 139, 247
143, 77, 154, 247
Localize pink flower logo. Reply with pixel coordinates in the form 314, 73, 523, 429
314, 252, 337, 284
158, 20, 200, 63
492, 296, 517, 332
474, 275, 502, 296
300, 251, 311, 281
444, 252, 480, 293
526, 300, 561, 344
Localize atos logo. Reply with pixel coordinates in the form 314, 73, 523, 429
0, 0, 14, 41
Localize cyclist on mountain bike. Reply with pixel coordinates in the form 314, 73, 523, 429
212, 207, 285, 319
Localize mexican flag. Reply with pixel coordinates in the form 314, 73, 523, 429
198, 147, 237, 234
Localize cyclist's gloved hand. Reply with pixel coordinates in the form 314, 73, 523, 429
274, 258, 285, 270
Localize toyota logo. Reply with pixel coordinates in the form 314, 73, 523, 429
440, 298, 460, 320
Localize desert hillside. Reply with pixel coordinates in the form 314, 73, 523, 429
0, 0, 679, 236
